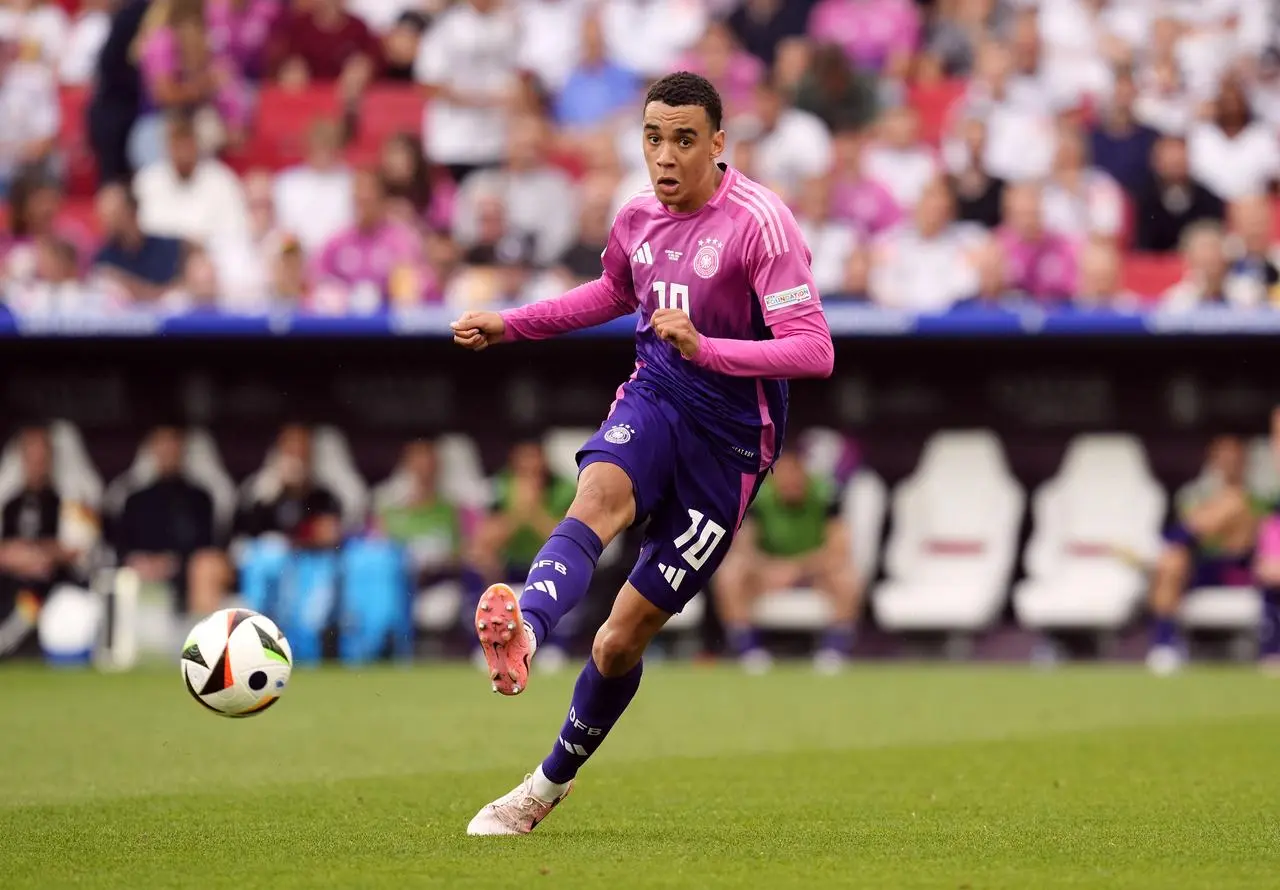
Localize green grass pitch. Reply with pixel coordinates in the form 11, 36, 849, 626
3, 661, 1279, 889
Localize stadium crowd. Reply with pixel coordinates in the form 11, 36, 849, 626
2, 0, 1280, 315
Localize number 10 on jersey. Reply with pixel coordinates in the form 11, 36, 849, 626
652, 281, 690, 314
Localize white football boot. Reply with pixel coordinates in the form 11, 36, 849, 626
466, 772, 573, 836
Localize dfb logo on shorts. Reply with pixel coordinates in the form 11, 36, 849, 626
604, 423, 634, 444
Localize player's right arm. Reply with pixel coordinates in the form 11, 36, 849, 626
452, 210, 639, 350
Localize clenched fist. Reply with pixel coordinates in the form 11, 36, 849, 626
451, 311, 505, 351
651, 308, 701, 360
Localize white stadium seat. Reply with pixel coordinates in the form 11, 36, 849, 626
1179, 585, 1262, 630
372, 433, 490, 514
872, 430, 1024, 631
1013, 435, 1166, 630
0, 419, 103, 510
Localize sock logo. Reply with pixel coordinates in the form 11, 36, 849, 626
568, 707, 603, 736
525, 579, 559, 601
532, 559, 568, 575
557, 735, 589, 756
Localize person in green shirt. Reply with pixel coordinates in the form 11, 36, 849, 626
713, 450, 863, 673
468, 439, 578, 666
375, 439, 463, 588
1148, 433, 1273, 674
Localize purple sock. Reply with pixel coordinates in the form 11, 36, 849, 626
541, 657, 643, 784
518, 518, 603, 646
819, 625, 857, 655
1152, 616, 1179, 648
1261, 590, 1280, 658
725, 624, 760, 656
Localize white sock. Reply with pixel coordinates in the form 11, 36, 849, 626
522, 619, 538, 656
530, 764, 570, 801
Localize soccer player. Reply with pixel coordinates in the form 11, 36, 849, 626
450, 72, 835, 835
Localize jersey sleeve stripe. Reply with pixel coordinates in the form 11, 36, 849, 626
730, 184, 788, 256
733, 180, 790, 254
726, 191, 778, 258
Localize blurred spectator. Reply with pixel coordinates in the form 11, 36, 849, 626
4, 236, 119, 318
1162, 220, 1230, 310
1040, 122, 1125, 241
828, 127, 901, 238
1135, 135, 1224, 253
601, 0, 706, 80
269, 235, 309, 307
862, 105, 940, 211
375, 439, 463, 589
950, 38, 1055, 184
266, 0, 381, 88
1223, 195, 1280, 308
445, 189, 540, 309
114, 425, 227, 616
869, 177, 978, 311
726, 0, 812, 71
208, 168, 291, 312
454, 114, 576, 267
312, 169, 436, 312
1250, 48, 1280, 131
1073, 237, 1138, 312
791, 42, 879, 133
732, 79, 832, 202
553, 9, 639, 132
135, 111, 250, 244
89, 182, 184, 303
835, 244, 870, 301
1089, 67, 1160, 199
273, 118, 354, 254
807, 0, 919, 81
516, 0, 588, 95
348, 0, 424, 36
714, 448, 861, 673
60, 0, 113, 85
381, 10, 429, 81
206, 0, 280, 81
161, 243, 222, 313
995, 182, 1077, 304
131, 0, 252, 169
0, 0, 69, 67
1188, 74, 1280, 202
1036, 0, 1138, 109
951, 237, 1023, 310
1133, 23, 1193, 136
944, 116, 1004, 229
678, 20, 764, 117
414, 0, 519, 183
918, 0, 1007, 82
0, 427, 72, 655
1147, 434, 1265, 674
87, 0, 149, 184
1, 173, 94, 288
550, 172, 613, 287
379, 132, 455, 232
237, 424, 343, 548
793, 173, 858, 296
0, 37, 59, 194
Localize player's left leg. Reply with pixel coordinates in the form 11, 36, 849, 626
466, 582, 667, 836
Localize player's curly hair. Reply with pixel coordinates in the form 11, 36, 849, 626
644, 72, 724, 132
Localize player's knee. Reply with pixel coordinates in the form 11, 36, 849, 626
591, 620, 646, 677
569, 463, 636, 539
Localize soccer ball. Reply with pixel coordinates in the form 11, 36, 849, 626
180, 608, 293, 717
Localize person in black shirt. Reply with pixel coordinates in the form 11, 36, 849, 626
115, 426, 227, 615
1136, 136, 1225, 253
0, 427, 69, 658
237, 424, 343, 549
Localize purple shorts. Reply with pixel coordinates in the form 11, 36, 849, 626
578, 380, 767, 614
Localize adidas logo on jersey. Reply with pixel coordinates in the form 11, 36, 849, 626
657, 562, 687, 591
632, 242, 654, 265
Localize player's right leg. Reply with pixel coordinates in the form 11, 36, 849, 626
475, 388, 675, 695
1146, 534, 1194, 675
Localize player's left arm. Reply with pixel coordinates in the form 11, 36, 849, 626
660, 202, 834, 379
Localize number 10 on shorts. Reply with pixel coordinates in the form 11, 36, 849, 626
673, 509, 725, 570
653, 281, 690, 314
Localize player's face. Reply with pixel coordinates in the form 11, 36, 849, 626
642, 102, 725, 212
